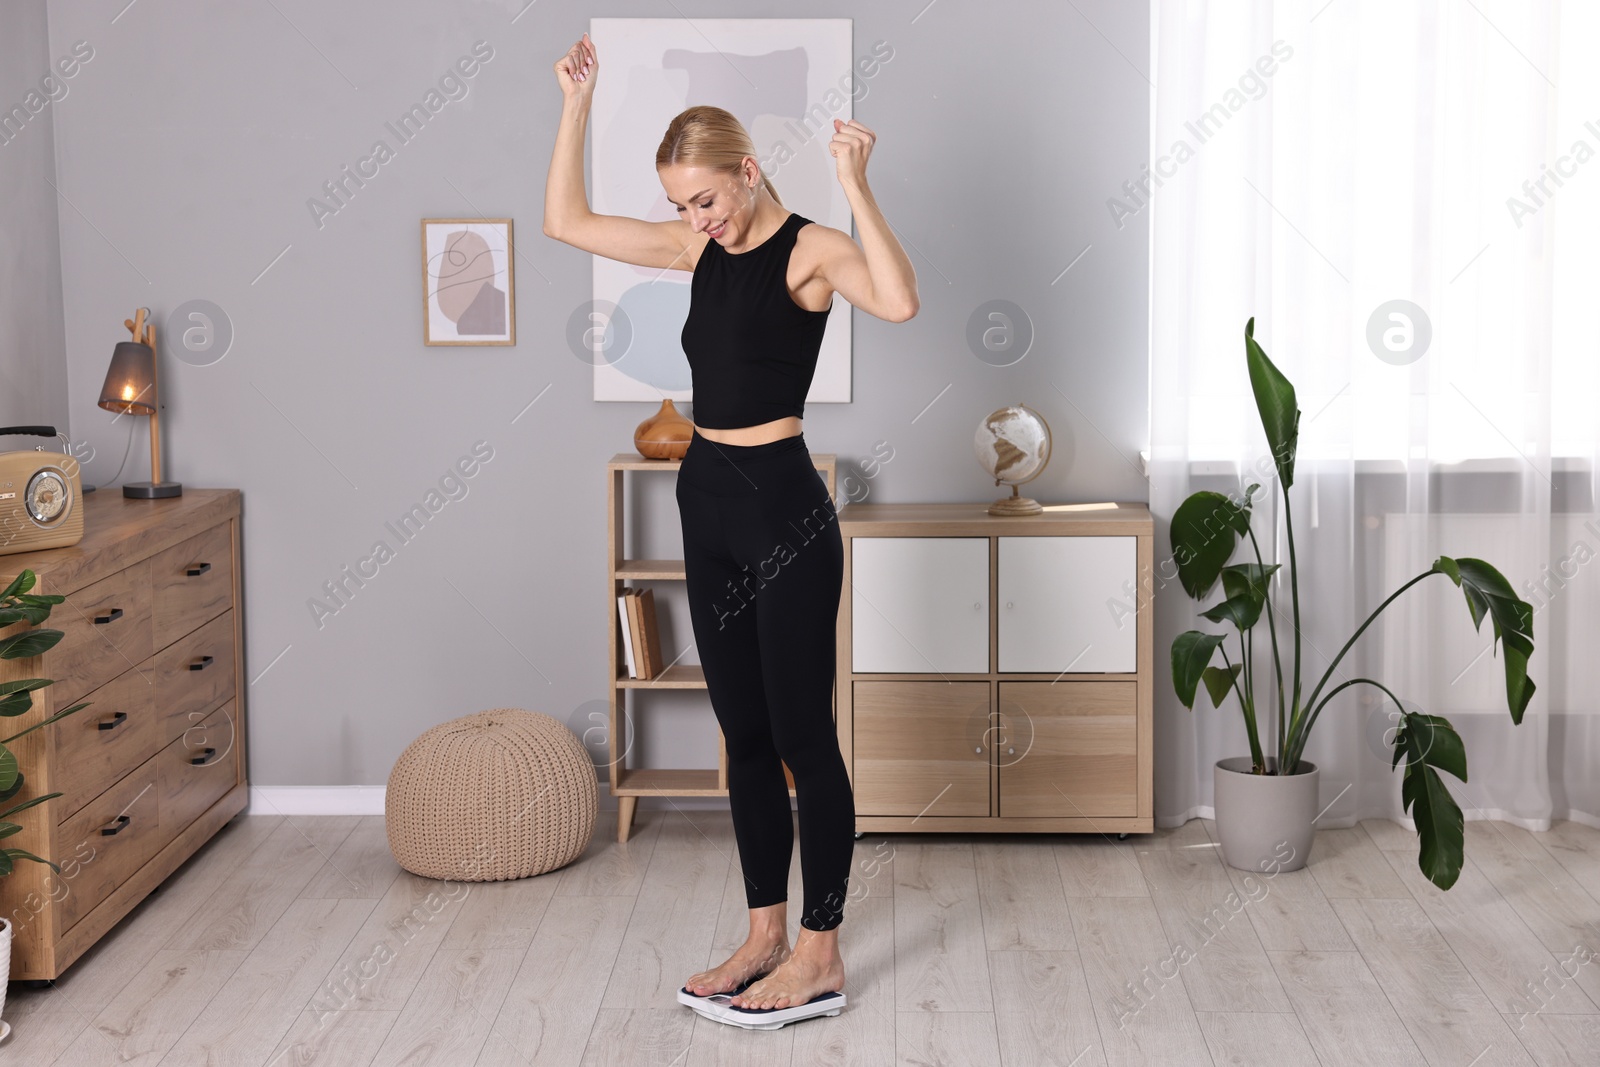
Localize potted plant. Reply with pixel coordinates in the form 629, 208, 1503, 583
0, 568, 88, 1023
1169, 319, 1535, 890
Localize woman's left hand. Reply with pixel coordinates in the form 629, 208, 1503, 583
829, 118, 875, 189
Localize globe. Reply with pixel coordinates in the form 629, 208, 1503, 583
974, 403, 1052, 515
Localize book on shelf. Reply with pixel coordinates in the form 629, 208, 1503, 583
636, 587, 664, 678
625, 588, 646, 678
617, 590, 637, 677
616, 587, 666, 680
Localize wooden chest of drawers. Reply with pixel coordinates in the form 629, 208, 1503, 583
0, 489, 247, 979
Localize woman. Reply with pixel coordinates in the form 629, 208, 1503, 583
545, 32, 919, 1014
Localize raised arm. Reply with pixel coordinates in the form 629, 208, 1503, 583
543, 33, 696, 272
817, 118, 920, 323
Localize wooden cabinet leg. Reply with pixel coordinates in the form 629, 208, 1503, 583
617, 795, 638, 843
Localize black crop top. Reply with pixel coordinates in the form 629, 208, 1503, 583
680, 211, 833, 429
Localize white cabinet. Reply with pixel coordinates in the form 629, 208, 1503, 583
851, 537, 989, 673
998, 536, 1137, 673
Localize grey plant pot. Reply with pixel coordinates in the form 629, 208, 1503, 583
1213, 757, 1320, 873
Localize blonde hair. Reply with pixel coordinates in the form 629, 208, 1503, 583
656, 105, 782, 208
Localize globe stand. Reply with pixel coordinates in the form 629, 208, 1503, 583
989, 483, 1043, 516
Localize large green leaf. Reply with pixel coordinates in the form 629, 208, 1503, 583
0, 627, 64, 660
1402, 759, 1465, 890
1244, 318, 1301, 490
0, 746, 15, 794
1398, 711, 1468, 782
1432, 556, 1536, 723
0, 821, 19, 840
1202, 664, 1242, 707
1172, 631, 1227, 709
1200, 593, 1263, 632
1396, 710, 1467, 890
0, 678, 51, 718
1221, 563, 1280, 601
1171, 491, 1249, 599
0, 569, 36, 600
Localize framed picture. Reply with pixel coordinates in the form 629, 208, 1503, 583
587, 17, 853, 402
422, 218, 515, 345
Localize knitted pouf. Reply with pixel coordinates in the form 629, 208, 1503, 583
385, 708, 596, 881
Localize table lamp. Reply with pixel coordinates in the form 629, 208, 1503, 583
98, 307, 182, 498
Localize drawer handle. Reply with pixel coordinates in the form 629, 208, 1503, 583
190, 747, 219, 766
98, 711, 129, 731
94, 607, 124, 625
189, 655, 215, 672
187, 562, 212, 577
101, 814, 131, 837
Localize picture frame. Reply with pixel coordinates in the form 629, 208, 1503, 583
421, 218, 515, 346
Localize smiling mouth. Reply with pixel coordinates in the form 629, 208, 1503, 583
707, 221, 727, 238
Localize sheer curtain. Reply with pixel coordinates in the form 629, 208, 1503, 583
1149, 0, 1599, 831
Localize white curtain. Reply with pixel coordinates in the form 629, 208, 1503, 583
1149, 0, 1600, 831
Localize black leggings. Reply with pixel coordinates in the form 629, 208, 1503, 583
675, 428, 854, 932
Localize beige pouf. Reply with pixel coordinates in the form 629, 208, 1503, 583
386, 708, 597, 881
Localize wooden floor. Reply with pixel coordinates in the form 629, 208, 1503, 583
3, 809, 1599, 1065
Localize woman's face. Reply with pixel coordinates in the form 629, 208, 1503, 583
660, 163, 753, 241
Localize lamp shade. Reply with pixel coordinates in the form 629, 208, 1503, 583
98, 341, 157, 416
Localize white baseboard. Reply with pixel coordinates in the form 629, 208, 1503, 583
247, 783, 741, 817
249, 786, 387, 815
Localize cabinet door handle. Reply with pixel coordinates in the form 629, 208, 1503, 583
187, 562, 212, 577
188, 655, 214, 672
100, 814, 131, 836
1006, 601, 1014, 609
190, 747, 219, 767
98, 711, 129, 731
94, 607, 124, 625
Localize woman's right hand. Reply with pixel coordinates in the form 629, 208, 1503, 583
554, 32, 596, 103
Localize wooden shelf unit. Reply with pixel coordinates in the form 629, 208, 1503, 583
606, 450, 837, 842
836, 501, 1155, 835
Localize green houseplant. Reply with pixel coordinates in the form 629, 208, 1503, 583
0, 567, 89, 870
0, 567, 89, 1010
1169, 319, 1535, 891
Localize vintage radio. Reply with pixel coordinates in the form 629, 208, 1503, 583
0, 425, 85, 555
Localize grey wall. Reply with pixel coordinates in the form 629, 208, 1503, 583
29, 0, 1149, 787
0, 0, 69, 436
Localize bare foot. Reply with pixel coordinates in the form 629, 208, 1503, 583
731, 930, 844, 1009
683, 933, 788, 996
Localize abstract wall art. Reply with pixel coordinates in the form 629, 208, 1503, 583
422, 218, 515, 346
587, 17, 853, 403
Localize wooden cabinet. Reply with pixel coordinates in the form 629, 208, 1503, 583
997, 536, 1138, 672
997, 681, 1139, 818
0, 489, 247, 979
850, 537, 989, 673
837, 503, 1153, 834
851, 681, 990, 817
